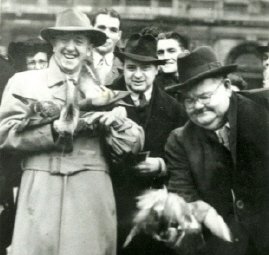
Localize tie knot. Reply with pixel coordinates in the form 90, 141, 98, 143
138, 93, 148, 108
216, 124, 230, 150
98, 57, 105, 66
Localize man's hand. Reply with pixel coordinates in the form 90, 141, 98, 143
133, 157, 163, 176
99, 106, 127, 130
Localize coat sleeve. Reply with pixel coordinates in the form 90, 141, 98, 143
165, 128, 200, 202
0, 75, 56, 152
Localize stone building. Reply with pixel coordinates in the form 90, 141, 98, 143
1, 0, 269, 88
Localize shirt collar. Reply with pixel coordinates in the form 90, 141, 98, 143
92, 50, 114, 66
127, 85, 153, 106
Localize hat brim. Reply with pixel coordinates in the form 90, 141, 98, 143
115, 51, 166, 65
165, 65, 237, 92
257, 46, 269, 53
40, 27, 107, 47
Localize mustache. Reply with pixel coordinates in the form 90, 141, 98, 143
192, 108, 208, 115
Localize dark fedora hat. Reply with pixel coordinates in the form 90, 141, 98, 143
115, 33, 166, 65
166, 46, 237, 92
40, 8, 106, 47
257, 42, 269, 53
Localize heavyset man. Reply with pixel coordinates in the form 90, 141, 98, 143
0, 8, 143, 255
165, 46, 269, 255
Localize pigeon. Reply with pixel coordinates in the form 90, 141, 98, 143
124, 188, 232, 250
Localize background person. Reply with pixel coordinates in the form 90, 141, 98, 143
91, 8, 123, 85
8, 38, 52, 72
155, 31, 190, 93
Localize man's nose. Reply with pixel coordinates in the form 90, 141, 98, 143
35, 62, 47, 70
163, 51, 170, 59
134, 68, 143, 77
193, 99, 204, 110
65, 40, 76, 50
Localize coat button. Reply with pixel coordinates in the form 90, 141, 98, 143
236, 200, 244, 209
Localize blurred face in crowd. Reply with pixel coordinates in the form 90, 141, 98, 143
157, 38, 184, 74
184, 77, 232, 130
93, 14, 121, 55
124, 58, 158, 94
51, 33, 91, 74
26, 52, 48, 70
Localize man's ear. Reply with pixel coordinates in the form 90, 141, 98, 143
224, 78, 233, 97
118, 30, 122, 41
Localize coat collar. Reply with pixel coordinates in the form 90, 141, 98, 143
47, 56, 67, 88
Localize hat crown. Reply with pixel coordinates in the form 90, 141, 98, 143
124, 33, 158, 59
40, 8, 107, 47
55, 8, 92, 28
178, 46, 221, 82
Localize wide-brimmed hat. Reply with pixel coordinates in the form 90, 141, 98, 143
115, 33, 166, 65
257, 43, 269, 53
165, 46, 237, 92
40, 8, 106, 47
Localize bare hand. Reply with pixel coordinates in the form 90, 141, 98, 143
133, 157, 161, 176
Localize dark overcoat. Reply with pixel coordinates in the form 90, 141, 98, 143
111, 76, 187, 254
166, 93, 269, 255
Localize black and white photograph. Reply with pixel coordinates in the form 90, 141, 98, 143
0, 1, 268, 255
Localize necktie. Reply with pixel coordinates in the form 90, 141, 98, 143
138, 93, 148, 108
96, 57, 106, 85
217, 125, 230, 151
98, 57, 105, 67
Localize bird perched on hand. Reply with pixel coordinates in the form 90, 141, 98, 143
124, 188, 232, 251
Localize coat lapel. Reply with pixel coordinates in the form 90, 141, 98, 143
227, 93, 238, 166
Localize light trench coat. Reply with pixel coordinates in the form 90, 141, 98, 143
0, 58, 143, 255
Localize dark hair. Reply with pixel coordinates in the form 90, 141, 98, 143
8, 38, 52, 72
157, 31, 189, 50
140, 26, 160, 39
91, 8, 121, 27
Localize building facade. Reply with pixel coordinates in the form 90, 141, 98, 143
1, 0, 268, 88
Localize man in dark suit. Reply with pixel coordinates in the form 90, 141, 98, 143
165, 46, 269, 255
91, 8, 123, 86
111, 33, 187, 255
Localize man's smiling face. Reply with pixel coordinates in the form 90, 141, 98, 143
52, 33, 91, 74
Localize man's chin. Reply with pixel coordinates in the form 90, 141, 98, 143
96, 45, 112, 54
192, 115, 218, 129
60, 64, 80, 74
161, 66, 177, 74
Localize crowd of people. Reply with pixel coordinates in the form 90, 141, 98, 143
0, 6, 268, 255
